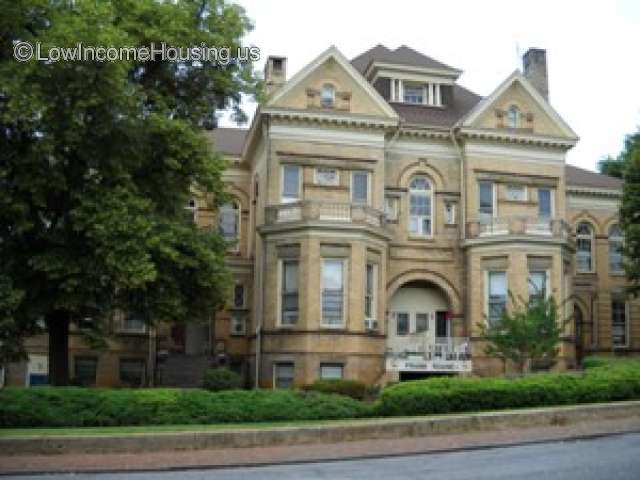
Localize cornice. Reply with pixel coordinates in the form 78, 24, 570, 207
458, 127, 577, 149
263, 107, 398, 129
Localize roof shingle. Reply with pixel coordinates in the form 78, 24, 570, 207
351, 44, 458, 75
565, 164, 623, 190
204, 127, 247, 156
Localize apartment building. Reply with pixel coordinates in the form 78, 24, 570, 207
4, 45, 638, 388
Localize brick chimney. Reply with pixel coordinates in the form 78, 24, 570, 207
522, 48, 548, 101
264, 56, 287, 97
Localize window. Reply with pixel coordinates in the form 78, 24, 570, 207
281, 260, 299, 326
609, 224, 624, 274
506, 184, 527, 201
123, 313, 145, 333
351, 171, 369, 204
233, 284, 245, 308
316, 168, 339, 186
77, 316, 93, 330
320, 84, 335, 108
445, 202, 456, 225
274, 362, 294, 389
119, 359, 145, 387
231, 313, 246, 335
74, 357, 97, 386
487, 272, 507, 325
322, 259, 345, 327
365, 264, 377, 320
385, 196, 399, 221
415, 313, 429, 333
185, 198, 197, 222
538, 188, 552, 219
282, 165, 300, 203
612, 298, 627, 347
403, 83, 424, 104
576, 222, 594, 273
272, 57, 283, 73
479, 181, 494, 218
409, 177, 432, 236
528, 271, 547, 304
396, 312, 409, 336
320, 363, 344, 380
507, 105, 520, 128
219, 201, 240, 244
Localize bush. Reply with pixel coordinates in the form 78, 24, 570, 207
373, 358, 640, 417
202, 368, 243, 392
0, 387, 372, 428
302, 379, 367, 400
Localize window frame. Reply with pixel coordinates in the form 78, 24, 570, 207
576, 222, 595, 273
444, 202, 456, 225
122, 313, 146, 334
528, 270, 548, 305
608, 224, 624, 275
218, 200, 241, 250
230, 312, 246, 336
351, 171, 370, 205
478, 181, 496, 219
281, 164, 301, 203
403, 82, 424, 104
273, 362, 295, 389
320, 83, 335, 108
321, 258, 347, 328
279, 259, 299, 327
396, 312, 410, 336
364, 263, 377, 321
506, 105, 521, 128
538, 188, 553, 219
611, 298, 629, 348
74, 356, 98, 386
408, 176, 434, 237
320, 363, 344, 380
486, 271, 507, 326
415, 312, 429, 333
233, 284, 245, 309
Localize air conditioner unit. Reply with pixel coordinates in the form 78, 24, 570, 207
365, 319, 378, 331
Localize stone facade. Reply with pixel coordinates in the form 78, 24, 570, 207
5, 45, 638, 389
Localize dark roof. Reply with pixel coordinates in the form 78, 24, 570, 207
392, 84, 481, 128
565, 165, 623, 190
204, 127, 247, 156
351, 44, 458, 75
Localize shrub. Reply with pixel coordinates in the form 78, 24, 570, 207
302, 379, 367, 400
0, 387, 372, 428
202, 368, 243, 392
373, 358, 640, 417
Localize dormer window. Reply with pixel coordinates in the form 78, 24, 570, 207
403, 83, 424, 104
507, 105, 521, 128
320, 84, 335, 108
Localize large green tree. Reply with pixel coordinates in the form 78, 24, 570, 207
620, 136, 640, 296
598, 130, 640, 179
0, 0, 259, 384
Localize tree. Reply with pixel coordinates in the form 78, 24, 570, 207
620, 138, 640, 296
478, 294, 564, 375
0, 0, 260, 384
598, 130, 640, 179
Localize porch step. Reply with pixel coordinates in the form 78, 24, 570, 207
156, 354, 212, 388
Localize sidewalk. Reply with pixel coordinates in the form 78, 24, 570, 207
2, 415, 640, 475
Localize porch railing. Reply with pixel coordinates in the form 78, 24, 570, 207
466, 217, 571, 240
265, 201, 385, 228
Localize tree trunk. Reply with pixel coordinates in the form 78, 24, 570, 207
46, 310, 70, 386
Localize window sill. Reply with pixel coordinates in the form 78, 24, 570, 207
320, 324, 346, 330
408, 235, 435, 241
230, 332, 246, 337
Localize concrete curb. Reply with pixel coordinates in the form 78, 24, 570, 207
3, 401, 640, 456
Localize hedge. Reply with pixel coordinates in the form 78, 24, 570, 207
0, 387, 371, 428
202, 368, 243, 392
302, 379, 367, 400
373, 359, 640, 417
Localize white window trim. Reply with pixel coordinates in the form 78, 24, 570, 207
608, 226, 625, 275
365, 263, 378, 321
478, 181, 498, 218
538, 188, 555, 219
408, 177, 434, 238
612, 299, 630, 349
350, 171, 370, 205
281, 164, 301, 204
230, 312, 246, 336
314, 167, 340, 186
320, 363, 344, 380
576, 223, 595, 273
272, 362, 294, 390
485, 270, 507, 325
395, 311, 410, 336
320, 258, 348, 328
277, 259, 299, 328
219, 200, 241, 253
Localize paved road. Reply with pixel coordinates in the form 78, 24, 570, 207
9, 433, 640, 480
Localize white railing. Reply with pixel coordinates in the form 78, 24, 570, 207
467, 217, 571, 241
319, 203, 351, 221
277, 204, 302, 222
267, 202, 385, 228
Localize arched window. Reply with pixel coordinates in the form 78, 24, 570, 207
409, 176, 433, 236
320, 84, 335, 108
506, 105, 520, 129
609, 224, 624, 274
219, 201, 240, 246
576, 222, 594, 273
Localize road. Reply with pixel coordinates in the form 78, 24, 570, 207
9, 432, 640, 480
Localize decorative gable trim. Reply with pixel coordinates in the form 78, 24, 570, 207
458, 70, 578, 140
268, 45, 398, 119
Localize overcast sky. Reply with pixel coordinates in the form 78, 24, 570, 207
225, 0, 639, 172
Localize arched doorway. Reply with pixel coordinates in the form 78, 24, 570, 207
386, 280, 470, 379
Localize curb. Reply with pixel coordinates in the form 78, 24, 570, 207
2, 400, 640, 456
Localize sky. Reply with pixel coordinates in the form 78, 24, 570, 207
224, 0, 640, 172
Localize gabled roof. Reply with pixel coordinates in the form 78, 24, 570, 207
459, 70, 578, 140
351, 44, 459, 76
204, 127, 247, 156
268, 45, 398, 119
565, 165, 623, 190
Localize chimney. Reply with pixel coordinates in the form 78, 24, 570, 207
522, 48, 548, 101
264, 56, 287, 97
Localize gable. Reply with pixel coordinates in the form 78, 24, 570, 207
460, 72, 577, 140
268, 47, 397, 119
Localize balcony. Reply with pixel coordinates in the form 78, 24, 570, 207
466, 217, 571, 241
386, 337, 472, 373
265, 201, 385, 228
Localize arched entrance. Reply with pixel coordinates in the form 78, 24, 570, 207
386, 279, 471, 379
